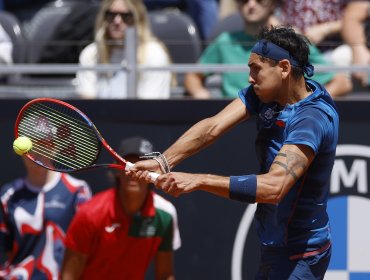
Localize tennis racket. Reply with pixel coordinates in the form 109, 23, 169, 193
14, 98, 159, 181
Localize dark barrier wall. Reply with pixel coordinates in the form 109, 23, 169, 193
1, 99, 370, 279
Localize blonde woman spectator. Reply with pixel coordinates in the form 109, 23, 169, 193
76, 0, 172, 99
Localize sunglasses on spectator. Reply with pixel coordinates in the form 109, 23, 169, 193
236, 0, 269, 4
105, 11, 134, 25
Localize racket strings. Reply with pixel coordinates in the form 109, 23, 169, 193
18, 102, 100, 171
19, 106, 98, 169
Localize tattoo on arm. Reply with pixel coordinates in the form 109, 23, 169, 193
272, 150, 308, 181
272, 161, 298, 181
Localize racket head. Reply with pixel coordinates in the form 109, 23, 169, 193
14, 98, 105, 172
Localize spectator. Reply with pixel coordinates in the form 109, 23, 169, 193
277, 0, 350, 66
76, 0, 173, 99
342, 0, 370, 87
184, 0, 352, 99
0, 157, 91, 279
61, 136, 181, 280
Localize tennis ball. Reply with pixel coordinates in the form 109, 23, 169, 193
13, 136, 33, 156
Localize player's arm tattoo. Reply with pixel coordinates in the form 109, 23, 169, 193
272, 150, 308, 182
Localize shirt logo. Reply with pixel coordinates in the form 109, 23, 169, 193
105, 223, 121, 233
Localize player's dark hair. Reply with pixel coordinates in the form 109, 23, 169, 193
257, 25, 311, 79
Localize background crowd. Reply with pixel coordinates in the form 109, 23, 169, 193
0, 0, 369, 99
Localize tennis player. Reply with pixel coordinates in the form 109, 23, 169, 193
0, 157, 91, 279
131, 26, 338, 279
61, 136, 181, 280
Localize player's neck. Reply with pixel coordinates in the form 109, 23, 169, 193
281, 77, 312, 105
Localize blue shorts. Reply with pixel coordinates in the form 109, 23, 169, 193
255, 243, 332, 280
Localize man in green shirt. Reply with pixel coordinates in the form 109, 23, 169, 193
185, 0, 352, 98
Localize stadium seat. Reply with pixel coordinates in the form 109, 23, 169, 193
6, 0, 99, 96
149, 9, 202, 64
148, 9, 202, 95
208, 12, 244, 42
24, 0, 98, 64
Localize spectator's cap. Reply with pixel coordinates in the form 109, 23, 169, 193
118, 136, 154, 158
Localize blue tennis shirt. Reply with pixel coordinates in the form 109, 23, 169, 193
239, 79, 339, 254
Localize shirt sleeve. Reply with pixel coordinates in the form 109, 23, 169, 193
137, 41, 171, 99
199, 34, 224, 76
284, 107, 328, 154
75, 182, 92, 210
238, 86, 260, 116
158, 204, 181, 252
64, 207, 95, 255
76, 43, 98, 98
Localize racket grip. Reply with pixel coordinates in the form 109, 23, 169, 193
125, 162, 160, 182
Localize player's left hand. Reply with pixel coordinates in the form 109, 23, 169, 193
155, 172, 199, 197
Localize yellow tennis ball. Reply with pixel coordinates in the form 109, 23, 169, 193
13, 136, 33, 156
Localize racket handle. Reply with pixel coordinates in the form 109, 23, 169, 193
125, 162, 160, 182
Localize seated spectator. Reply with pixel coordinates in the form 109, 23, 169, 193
76, 0, 173, 99
342, 0, 370, 87
61, 136, 181, 279
277, 0, 350, 66
0, 157, 91, 279
185, 0, 352, 99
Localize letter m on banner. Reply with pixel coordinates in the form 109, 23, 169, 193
331, 159, 367, 194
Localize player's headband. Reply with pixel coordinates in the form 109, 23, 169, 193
251, 40, 314, 77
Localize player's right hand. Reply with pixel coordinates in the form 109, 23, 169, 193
127, 159, 162, 183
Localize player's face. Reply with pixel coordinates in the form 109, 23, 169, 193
248, 53, 283, 103
237, 0, 274, 23
117, 155, 149, 195
105, 0, 134, 41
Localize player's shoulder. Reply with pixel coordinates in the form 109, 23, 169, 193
299, 80, 338, 116
153, 192, 177, 217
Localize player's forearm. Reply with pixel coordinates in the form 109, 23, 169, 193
164, 117, 219, 169
198, 174, 231, 198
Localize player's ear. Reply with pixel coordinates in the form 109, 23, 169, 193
279, 59, 291, 79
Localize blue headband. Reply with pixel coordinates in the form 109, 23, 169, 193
251, 40, 314, 77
